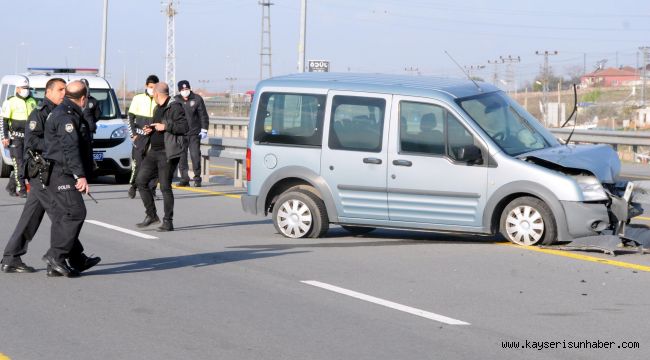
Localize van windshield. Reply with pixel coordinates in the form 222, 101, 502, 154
456, 91, 557, 156
31, 88, 119, 120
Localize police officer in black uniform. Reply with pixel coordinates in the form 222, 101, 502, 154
41, 80, 100, 277
174, 80, 209, 187
0, 78, 66, 273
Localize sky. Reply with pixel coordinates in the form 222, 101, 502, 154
1, 0, 648, 93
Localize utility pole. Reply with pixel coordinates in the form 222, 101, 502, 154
487, 59, 503, 87
535, 50, 558, 126
464, 65, 485, 79
226, 77, 237, 115
640, 46, 650, 107
500, 55, 520, 94
99, 0, 108, 78
259, 1, 273, 80
164, 0, 177, 96
298, 0, 306, 73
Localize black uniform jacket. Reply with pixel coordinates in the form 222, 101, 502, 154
173, 92, 209, 135
44, 98, 93, 178
152, 97, 189, 160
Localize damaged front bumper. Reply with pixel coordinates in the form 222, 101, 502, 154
559, 180, 650, 255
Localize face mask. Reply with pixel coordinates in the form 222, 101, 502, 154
180, 90, 190, 98
19, 89, 30, 98
146, 88, 154, 96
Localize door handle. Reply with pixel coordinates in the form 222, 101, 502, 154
363, 157, 382, 165
392, 159, 412, 167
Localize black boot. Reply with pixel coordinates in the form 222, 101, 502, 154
136, 215, 160, 228
157, 220, 174, 232
193, 177, 202, 187
68, 253, 102, 273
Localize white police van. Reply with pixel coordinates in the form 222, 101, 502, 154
0, 68, 132, 182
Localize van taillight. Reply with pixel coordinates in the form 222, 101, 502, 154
246, 148, 251, 181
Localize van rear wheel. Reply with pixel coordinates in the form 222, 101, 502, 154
500, 196, 557, 246
273, 189, 329, 239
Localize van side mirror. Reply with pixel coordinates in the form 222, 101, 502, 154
456, 144, 483, 165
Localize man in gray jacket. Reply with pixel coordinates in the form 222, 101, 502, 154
135, 82, 188, 232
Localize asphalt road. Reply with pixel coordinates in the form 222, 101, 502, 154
0, 165, 649, 360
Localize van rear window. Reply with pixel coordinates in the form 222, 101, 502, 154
254, 92, 326, 146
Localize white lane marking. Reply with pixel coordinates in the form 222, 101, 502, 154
85, 220, 158, 239
301, 280, 470, 325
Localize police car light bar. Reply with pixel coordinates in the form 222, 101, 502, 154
27, 67, 99, 75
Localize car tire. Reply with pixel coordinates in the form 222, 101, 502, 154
500, 196, 557, 246
341, 225, 375, 236
272, 189, 329, 239
114, 173, 132, 184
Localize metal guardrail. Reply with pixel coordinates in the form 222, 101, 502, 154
548, 128, 650, 147
203, 118, 650, 187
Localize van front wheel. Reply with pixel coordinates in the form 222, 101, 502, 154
500, 197, 557, 246
273, 189, 329, 239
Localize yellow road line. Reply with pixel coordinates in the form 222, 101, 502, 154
635, 216, 650, 221
0, 353, 11, 360
497, 242, 650, 272
172, 185, 242, 199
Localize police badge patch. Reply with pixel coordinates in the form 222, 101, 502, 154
65, 123, 74, 133
29, 121, 36, 130
190, 100, 196, 107
89, 102, 94, 109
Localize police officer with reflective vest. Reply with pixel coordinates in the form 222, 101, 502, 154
1, 75, 37, 197
127, 74, 159, 198
41, 80, 100, 278
1, 78, 66, 273
174, 80, 209, 187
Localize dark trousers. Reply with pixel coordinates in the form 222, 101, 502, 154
178, 135, 201, 181
46, 166, 86, 263
1, 176, 51, 265
6, 138, 25, 193
137, 149, 180, 222
130, 147, 157, 189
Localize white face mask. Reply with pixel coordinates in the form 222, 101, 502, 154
180, 90, 190, 98
146, 88, 154, 96
19, 89, 30, 98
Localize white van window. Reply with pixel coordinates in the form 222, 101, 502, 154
328, 96, 385, 152
457, 92, 551, 156
400, 101, 478, 161
32, 88, 118, 119
254, 92, 326, 146
399, 102, 445, 155
0, 85, 8, 104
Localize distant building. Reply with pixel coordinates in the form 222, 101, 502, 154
580, 67, 640, 88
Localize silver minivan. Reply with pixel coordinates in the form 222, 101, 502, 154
241, 73, 638, 246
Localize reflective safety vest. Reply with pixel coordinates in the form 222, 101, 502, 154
1, 96, 37, 122
128, 93, 156, 118
1, 95, 37, 139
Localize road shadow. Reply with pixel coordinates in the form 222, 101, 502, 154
230, 228, 500, 251
173, 219, 273, 231
84, 248, 307, 276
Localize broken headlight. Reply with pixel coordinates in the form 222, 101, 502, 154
574, 175, 608, 201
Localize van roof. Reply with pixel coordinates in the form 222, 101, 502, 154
1, 73, 112, 90
259, 72, 500, 99
24, 74, 112, 89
